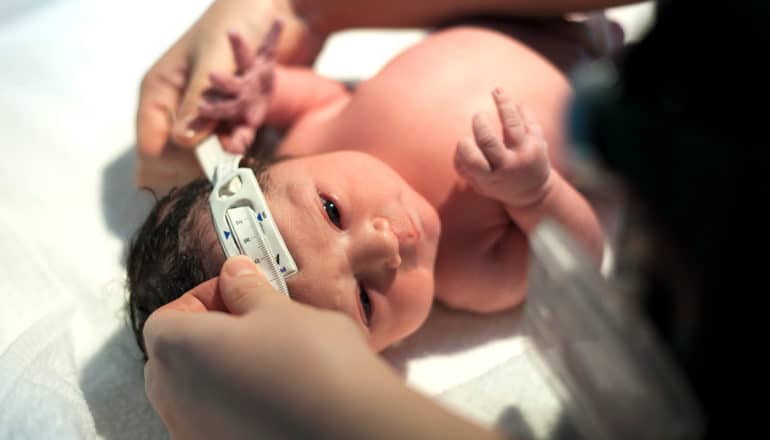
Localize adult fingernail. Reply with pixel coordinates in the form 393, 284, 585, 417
225, 256, 260, 278
173, 115, 194, 136
174, 115, 209, 140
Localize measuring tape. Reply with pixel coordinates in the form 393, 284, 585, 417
197, 138, 298, 296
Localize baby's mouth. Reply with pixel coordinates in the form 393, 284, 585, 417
396, 210, 421, 244
388, 210, 423, 269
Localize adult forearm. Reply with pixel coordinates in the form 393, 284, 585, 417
339, 369, 506, 439
203, 318, 508, 439
268, 354, 509, 439
144, 257, 512, 440
198, 0, 642, 63
296, 0, 643, 35
188, 0, 323, 64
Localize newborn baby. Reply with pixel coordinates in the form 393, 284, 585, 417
128, 21, 605, 354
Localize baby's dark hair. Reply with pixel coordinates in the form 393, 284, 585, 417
126, 177, 213, 359
127, 132, 282, 359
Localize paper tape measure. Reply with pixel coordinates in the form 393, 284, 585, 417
197, 138, 298, 296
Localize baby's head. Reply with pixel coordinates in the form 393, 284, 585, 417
128, 150, 441, 356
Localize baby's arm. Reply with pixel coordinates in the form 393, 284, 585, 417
265, 66, 350, 128
455, 88, 604, 263
199, 23, 349, 152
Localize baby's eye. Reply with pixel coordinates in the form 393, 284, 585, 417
359, 282, 372, 327
320, 195, 341, 228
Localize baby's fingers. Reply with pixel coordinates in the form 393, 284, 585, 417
492, 88, 526, 148
208, 71, 243, 96
227, 29, 255, 73
455, 136, 491, 178
199, 100, 241, 120
256, 20, 283, 59
245, 103, 268, 127
472, 112, 507, 170
521, 105, 546, 147
219, 125, 255, 154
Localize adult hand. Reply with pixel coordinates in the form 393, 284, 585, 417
143, 256, 373, 438
198, 22, 282, 154
135, 0, 322, 189
143, 256, 505, 439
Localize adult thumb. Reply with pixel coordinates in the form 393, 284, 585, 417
219, 256, 281, 314
170, 46, 234, 147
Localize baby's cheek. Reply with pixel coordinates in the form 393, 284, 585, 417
284, 278, 317, 306
285, 276, 349, 320
367, 332, 387, 352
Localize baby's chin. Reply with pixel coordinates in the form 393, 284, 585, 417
372, 283, 436, 352
370, 310, 429, 352
370, 335, 403, 353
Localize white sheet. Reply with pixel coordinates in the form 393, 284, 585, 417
0, 1, 653, 438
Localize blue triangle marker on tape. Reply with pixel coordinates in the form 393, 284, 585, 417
224, 230, 231, 240
280, 267, 286, 273
257, 213, 263, 221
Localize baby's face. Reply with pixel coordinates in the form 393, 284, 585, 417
264, 151, 441, 350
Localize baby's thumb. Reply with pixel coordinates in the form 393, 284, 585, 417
219, 256, 279, 315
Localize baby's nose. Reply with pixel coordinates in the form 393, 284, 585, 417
353, 217, 401, 276
372, 218, 401, 269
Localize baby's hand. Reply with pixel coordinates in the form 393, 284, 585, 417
454, 88, 552, 209
198, 21, 282, 153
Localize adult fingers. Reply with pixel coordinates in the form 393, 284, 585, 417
218, 256, 286, 315
136, 50, 186, 157
155, 277, 225, 314
170, 40, 234, 147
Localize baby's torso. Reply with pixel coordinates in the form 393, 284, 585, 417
278, 25, 580, 299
